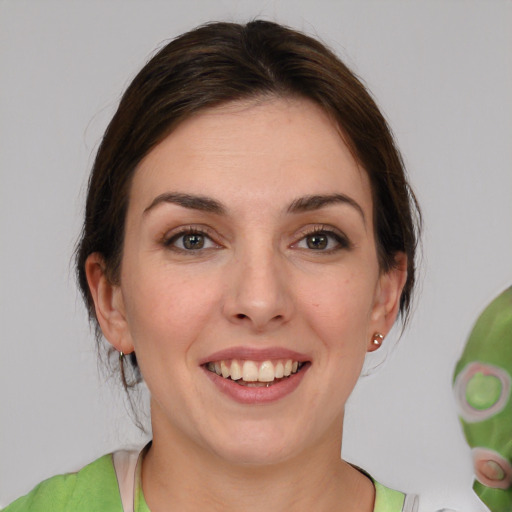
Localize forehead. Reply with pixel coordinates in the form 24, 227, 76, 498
130, 97, 372, 216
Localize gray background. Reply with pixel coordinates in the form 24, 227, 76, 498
1, 1, 511, 510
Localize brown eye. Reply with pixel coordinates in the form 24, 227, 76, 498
306, 234, 328, 250
182, 233, 205, 250
296, 229, 349, 252
165, 230, 217, 251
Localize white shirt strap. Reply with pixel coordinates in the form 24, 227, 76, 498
113, 450, 140, 512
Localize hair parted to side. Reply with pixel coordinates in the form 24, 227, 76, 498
76, 19, 421, 391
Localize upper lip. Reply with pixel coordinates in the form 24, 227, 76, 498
199, 346, 311, 365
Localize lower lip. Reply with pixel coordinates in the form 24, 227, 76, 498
203, 364, 310, 404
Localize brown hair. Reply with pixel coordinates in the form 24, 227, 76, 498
76, 20, 421, 387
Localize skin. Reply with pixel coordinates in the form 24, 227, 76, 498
86, 97, 407, 512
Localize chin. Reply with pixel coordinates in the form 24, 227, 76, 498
201, 420, 313, 468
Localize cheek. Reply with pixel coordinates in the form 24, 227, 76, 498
121, 265, 222, 356
297, 268, 377, 343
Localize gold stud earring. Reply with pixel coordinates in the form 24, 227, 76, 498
369, 333, 384, 351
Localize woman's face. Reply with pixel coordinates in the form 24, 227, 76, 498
92, 97, 404, 465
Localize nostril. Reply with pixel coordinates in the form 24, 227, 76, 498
235, 313, 283, 322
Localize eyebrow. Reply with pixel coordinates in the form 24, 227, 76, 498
287, 194, 366, 224
144, 192, 226, 215
143, 191, 365, 224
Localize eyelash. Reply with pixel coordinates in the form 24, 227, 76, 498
162, 224, 351, 254
163, 226, 219, 253
294, 225, 351, 253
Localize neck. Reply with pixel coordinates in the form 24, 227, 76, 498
142, 406, 374, 512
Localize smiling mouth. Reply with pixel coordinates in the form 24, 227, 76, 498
205, 359, 306, 387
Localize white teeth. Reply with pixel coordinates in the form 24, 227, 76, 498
230, 360, 242, 381
242, 361, 259, 382
258, 361, 275, 382
220, 361, 230, 378
206, 358, 303, 382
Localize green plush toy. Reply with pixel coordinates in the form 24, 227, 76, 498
453, 286, 512, 512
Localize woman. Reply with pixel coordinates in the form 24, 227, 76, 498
3, 20, 420, 512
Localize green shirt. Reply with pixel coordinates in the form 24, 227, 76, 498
2, 452, 416, 512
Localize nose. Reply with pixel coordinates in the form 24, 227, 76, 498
222, 244, 292, 332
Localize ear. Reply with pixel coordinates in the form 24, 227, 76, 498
367, 252, 408, 352
85, 253, 135, 355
